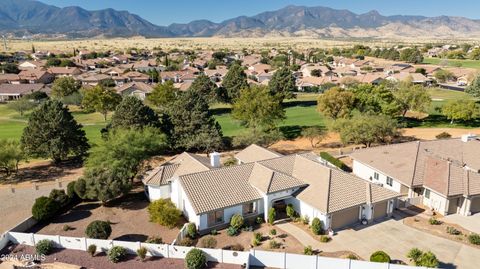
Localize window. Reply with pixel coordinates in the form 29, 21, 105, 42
373, 172, 379, 180
243, 202, 256, 215
207, 209, 224, 227
424, 189, 431, 199
386, 177, 393, 187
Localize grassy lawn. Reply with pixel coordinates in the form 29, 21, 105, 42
423, 58, 480, 69
427, 87, 473, 101
0, 104, 107, 145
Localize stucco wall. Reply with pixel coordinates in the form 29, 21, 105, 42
423, 188, 448, 215
147, 185, 171, 201
353, 160, 406, 194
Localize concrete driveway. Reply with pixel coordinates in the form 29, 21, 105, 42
277, 213, 479, 269
444, 213, 480, 234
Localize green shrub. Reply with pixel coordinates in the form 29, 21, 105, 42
446, 226, 461, 235
269, 229, 277, 236
268, 208, 276, 225
230, 214, 244, 230
32, 196, 60, 221
185, 248, 206, 269
145, 236, 163, 244
107, 246, 127, 263
35, 239, 53, 255
269, 240, 281, 249
417, 251, 439, 267
137, 246, 148, 261
428, 217, 442, 225
147, 198, 182, 228
286, 204, 295, 219
87, 244, 96, 256
73, 178, 86, 199
304, 245, 314, 255
210, 229, 218, 235
346, 254, 358, 260
228, 243, 244, 251
85, 220, 112, 239
66, 181, 78, 199
301, 215, 310, 225
468, 233, 480, 245
311, 217, 322, 235
186, 223, 197, 239
49, 189, 70, 208
370, 250, 391, 263
226, 226, 238, 236
256, 216, 264, 224
223, 157, 237, 167
319, 152, 351, 172
254, 232, 262, 242
62, 224, 72, 231
200, 236, 217, 249
320, 235, 330, 243
407, 248, 423, 263
178, 237, 195, 246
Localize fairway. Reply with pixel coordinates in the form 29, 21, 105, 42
423, 57, 480, 69
427, 87, 472, 100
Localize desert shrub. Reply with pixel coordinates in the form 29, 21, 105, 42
407, 248, 423, 263
446, 226, 461, 235
87, 244, 96, 256
320, 235, 330, 243
62, 224, 72, 231
137, 246, 148, 261
242, 226, 253, 232
268, 208, 276, 225
252, 238, 260, 247
370, 250, 391, 263
200, 236, 217, 249
223, 157, 237, 167
346, 254, 358, 260
32, 196, 60, 221
73, 178, 86, 199
254, 232, 262, 242
66, 181, 78, 199
269, 240, 281, 249
145, 236, 163, 244
35, 239, 53, 255
286, 204, 295, 219
269, 229, 277, 236
178, 237, 195, 246
49, 189, 70, 208
85, 220, 112, 239
319, 152, 351, 172
301, 215, 310, 225
468, 233, 480, 245
304, 245, 314, 255
230, 214, 244, 230
436, 132, 452, 139
226, 226, 238, 236
108, 246, 127, 263
147, 199, 182, 228
186, 223, 197, 239
256, 216, 264, 224
311, 217, 322, 235
210, 229, 218, 235
229, 243, 244, 251
428, 217, 442, 225
417, 251, 439, 267
185, 248, 206, 269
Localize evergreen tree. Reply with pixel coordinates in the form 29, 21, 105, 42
189, 74, 218, 103
51, 77, 80, 99
81, 85, 122, 121
21, 100, 89, 164
147, 81, 177, 110
169, 89, 223, 152
222, 63, 248, 102
268, 66, 296, 102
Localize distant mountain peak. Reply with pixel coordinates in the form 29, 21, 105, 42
1, 0, 480, 39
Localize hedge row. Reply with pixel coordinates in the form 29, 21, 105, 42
319, 152, 351, 172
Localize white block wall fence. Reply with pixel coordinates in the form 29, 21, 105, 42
2, 231, 434, 269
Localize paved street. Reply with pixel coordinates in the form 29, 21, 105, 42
0, 183, 62, 233
277, 213, 479, 269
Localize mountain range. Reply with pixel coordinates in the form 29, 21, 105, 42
2, 0, 480, 39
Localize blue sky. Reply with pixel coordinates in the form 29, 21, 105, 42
40, 0, 479, 25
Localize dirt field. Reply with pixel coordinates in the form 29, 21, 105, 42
28, 190, 186, 244
0, 244, 241, 269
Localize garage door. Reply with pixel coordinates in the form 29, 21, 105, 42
331, 206, 359, 230
373, 201, 388, 219
471, 197, 480, 214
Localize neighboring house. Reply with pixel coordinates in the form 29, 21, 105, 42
0, 74, 21, 84
18, 70, 54, 84
0, 84, 49, 102
350, 135, 480, 216
18, 60, 46, 70
300, 64, 333, 78
77, 74, 111, 86
386, 72, 432, 85
116, 82, 154, 100
356, 73, 385, 85
47, 67, 82, 78
143, 145, 399, 234
124, 71, 150, 83
296, 76, 338, 91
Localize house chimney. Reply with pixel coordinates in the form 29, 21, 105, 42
210, 152, 221, 168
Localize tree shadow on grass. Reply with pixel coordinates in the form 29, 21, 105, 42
399, 115, 480, 128
279, 125, 303, 140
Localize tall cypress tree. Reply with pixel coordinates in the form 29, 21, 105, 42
222, 63, 248, 102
